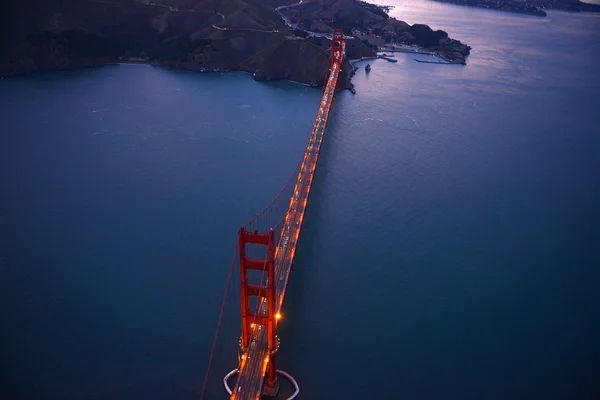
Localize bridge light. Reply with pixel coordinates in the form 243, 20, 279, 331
251, 323, 255, 328
275, 312, 282, 320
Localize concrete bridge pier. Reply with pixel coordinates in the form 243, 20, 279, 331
262, 378, 280, 398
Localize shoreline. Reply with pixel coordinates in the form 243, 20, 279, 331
1, 1, 470, 90
432, 0, 547, 16
3, 60, 342, 91
5, 47, 465, 91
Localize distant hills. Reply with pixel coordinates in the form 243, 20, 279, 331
432, 0, 600, 16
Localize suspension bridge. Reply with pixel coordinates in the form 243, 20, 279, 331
200, 29, 346, 400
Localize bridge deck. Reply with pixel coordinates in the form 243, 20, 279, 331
230, 57, 343, 400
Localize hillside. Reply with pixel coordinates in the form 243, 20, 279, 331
280, 0, 471, 62
0, 0, 470, 88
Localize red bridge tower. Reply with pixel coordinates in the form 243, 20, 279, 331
238, 227, 280, 395
330, 28, 344, 72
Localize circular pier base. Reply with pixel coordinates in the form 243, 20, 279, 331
223, 369, 299, 399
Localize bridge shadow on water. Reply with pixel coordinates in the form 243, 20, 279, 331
275, 93, 346, 397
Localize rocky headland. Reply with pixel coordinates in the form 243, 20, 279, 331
1, 0, 471, 90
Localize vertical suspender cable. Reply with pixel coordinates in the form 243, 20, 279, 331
200, 244, 238, 400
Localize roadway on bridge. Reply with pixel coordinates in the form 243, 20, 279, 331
230, 59, 342, 400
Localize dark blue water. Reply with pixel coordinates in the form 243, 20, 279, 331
0, 66, 321, 398
2, 2, 600, 399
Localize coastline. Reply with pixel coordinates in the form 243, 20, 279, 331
1, 50, 456, 94
432, 0, 547, 16
4, 60, 338, 93
1, 0, 471, 90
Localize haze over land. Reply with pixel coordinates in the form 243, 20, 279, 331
431, 0, 600, 16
